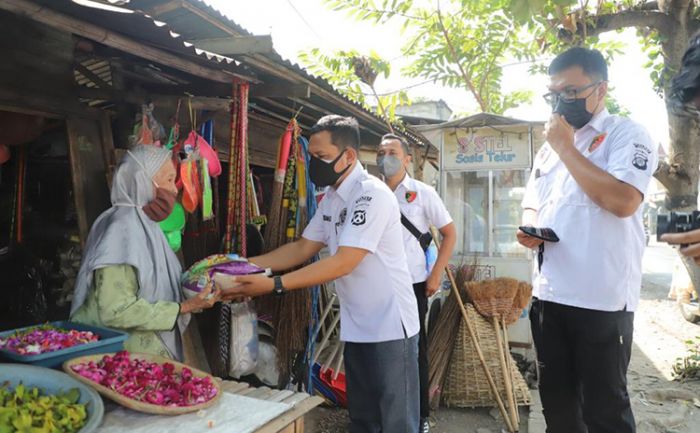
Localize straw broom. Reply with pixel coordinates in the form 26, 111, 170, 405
427, 261, 475, 408
429, 227, 515, 432
264, 119, 294, 252
503, 280, 533, 426
466, 278, 520, 431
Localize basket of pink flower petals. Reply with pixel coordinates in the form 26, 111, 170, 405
63, 351, 221, 415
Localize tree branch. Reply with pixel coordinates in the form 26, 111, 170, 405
654, 159, 693, 193
435, 6, 487, 112
558, 10, 675, 41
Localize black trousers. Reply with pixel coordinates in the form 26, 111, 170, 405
530, 299, 636, 433
413, 282, 429, 419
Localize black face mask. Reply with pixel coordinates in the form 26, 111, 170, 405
309, 149, 351, 187
553, 97, 593, 129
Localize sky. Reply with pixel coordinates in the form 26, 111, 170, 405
204, 0, 670, 150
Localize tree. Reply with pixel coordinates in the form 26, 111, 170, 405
298, 48, 409, 130
323, 0, 700, 289
323, 0, 539, 114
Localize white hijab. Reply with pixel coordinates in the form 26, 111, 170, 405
71, 145, 189, 361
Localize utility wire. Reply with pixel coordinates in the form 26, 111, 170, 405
285, 0, 323, 41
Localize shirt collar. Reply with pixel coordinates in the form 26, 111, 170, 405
396, 173, 414, 192
335, 162, 364, 202
584, 108, 610, 134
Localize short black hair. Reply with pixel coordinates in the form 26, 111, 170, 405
381, 133, 411, 156
309, 115, 360, 150
549, 47, 608, 81
670, 31, 700, 108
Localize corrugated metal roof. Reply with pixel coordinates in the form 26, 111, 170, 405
34, 0, 256, 79
127, 0, 430, 147
31, 0, 428, 147
414, 112, 545, 131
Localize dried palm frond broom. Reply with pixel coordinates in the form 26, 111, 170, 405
427, 261, 475, 408
465, 278, 520, 431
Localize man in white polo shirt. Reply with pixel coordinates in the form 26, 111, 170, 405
377, 133, 456, 433
517, 47, 658, 433
222, 115, 420, 433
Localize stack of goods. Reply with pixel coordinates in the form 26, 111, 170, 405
70, 351, 218, 408
0, 324, 99, 356
0, 383, 88, 433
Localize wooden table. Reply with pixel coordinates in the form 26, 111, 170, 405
219, 381, 324, 433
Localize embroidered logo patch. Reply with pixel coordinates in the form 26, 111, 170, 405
588, 133, 607, 153
405, 191, 417, 203
632, 152, 648, 170
351, 210, 366, 226
632, 143, 651, 171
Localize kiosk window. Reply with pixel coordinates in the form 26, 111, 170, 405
445, 171, 489, 256
493, 170, 529, 258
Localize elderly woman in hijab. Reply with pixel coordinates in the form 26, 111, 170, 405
71, 145, 219, 361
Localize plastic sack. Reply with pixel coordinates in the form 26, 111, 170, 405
229, 301, 259, 378
254, 340, 280, 387
130, 104, 166, 146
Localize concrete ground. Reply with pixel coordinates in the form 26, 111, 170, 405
305, 240, 700, 433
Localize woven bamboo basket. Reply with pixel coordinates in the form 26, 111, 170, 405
442, 304, 531, 408
64, 353, 222, 415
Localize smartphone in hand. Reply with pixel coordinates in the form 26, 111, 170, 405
518, 226, 560, 243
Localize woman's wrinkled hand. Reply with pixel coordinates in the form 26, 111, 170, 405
180, 281, 221, 314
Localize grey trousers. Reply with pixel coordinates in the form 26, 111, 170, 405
344, 333, 420, 433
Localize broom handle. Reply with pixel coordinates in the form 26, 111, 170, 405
430, 227, 515, 432
332, 344, 345, 380
503, 318, 520, 426
322, 340, 342, 374
494, 317, 518, 430
313, 293, 337, 343
313, 312, 341, 364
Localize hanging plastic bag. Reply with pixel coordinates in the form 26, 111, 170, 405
130, 103, 166, 146
228, 301, 259, 378
183, 131, 222, 177
180, 159, 200, 213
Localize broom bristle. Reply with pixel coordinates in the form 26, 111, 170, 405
503, 281, 533, 325
466, 278, 520, 319
513, 281, 533, 310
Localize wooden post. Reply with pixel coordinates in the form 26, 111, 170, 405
66, 116, 112, 245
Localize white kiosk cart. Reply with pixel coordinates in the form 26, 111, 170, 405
416, 113, 544, 348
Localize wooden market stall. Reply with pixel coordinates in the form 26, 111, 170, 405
0, 0, 430, 427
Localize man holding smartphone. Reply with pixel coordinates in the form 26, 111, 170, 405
517, 47, 658, 433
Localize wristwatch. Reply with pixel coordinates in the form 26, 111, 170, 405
272, 276, 286, 296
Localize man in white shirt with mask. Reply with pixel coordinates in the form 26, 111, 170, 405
377, 134, 456, 433
518, 47, 658, 433
222, 116, 420, 433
